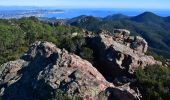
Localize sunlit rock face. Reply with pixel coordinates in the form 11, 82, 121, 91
0, 41, 140, 100
90, 32, 159, 79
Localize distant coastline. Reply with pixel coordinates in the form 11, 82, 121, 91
0, 6, 170, 19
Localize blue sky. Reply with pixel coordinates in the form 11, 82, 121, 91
0, 0, 170, 9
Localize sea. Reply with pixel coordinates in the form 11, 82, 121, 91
0, 7, 170, 19
43, 8, 170, 19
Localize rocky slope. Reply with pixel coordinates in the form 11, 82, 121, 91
0, 41, 140, 100
0, 29, 160, 100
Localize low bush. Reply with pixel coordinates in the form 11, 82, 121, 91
135, 65, 170, 100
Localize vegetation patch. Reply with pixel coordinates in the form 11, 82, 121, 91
135, 65, 170, 100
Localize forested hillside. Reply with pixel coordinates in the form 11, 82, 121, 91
0, 17, 93, 65
68, 12, 170, 59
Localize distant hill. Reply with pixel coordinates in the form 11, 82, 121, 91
67, 12, 170, 58
131, 12, 164, 23
104, 14, 129, 21
165, 16, 170, 22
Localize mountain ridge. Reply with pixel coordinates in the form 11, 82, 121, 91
67, 12, 170, 58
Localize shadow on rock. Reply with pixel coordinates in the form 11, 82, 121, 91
2, 51, 58, 100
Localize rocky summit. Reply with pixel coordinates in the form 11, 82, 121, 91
0, 29, 161, 100
0, 41, 141, 100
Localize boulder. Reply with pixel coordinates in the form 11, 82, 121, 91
113, 29, 130, 39
113, 29, 148, 53
130, 36, 148, 53
165, 59, 170, 67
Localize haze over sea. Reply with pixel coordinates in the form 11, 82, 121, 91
44, 8, 170, 18
0, 6, 170, 19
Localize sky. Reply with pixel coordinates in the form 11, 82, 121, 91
0, 0, 170, 9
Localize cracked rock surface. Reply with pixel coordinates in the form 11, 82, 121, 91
0, 41, 139, 100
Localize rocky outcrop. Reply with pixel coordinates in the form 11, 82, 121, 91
113, 29, 148, 53
131, 36, 148, 53
165, 59, 170, 67
90, 33, 160, 80
113, 29, 130, 39
0, 41, 140, 100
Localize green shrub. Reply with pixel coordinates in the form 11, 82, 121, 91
135, 65, 170, 100
0, 18, 87, 65
80, 47, 93, 62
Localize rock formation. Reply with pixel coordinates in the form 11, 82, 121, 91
0, 41, 140, 100
113, 29, 130, 39
89, 32, 160, 80
131, 36, 148, 53
113, 29, 148, 53
165, 59, 170, 67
